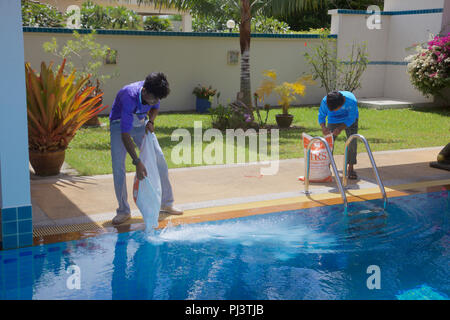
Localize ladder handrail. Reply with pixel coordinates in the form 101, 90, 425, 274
304, 137, 348, 208
343, 134, 387, 207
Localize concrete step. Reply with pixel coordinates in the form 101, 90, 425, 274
359, 98, 414, 109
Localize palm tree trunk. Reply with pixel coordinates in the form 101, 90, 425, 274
239, 0, 252, 108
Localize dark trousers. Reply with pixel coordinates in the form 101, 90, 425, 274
327, 118, 358, 165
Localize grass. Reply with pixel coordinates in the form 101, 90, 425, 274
65, 106, 450, 176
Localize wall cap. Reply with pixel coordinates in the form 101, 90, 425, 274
23, 27, 338, 39
329, 8, 443, 16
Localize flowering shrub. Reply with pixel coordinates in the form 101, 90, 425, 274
405, 33, 450, 97
209, 101, 257, 130
193, 85, 217, 100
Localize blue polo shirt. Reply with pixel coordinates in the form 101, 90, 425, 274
318, 91, 358, 127
109, 81, 160, 133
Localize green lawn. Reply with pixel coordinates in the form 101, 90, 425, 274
65, 106, 450, 176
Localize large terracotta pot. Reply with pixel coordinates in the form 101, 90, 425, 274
83, 115, 101, 127
275, 114, 294, 128
29, 150, 66, 176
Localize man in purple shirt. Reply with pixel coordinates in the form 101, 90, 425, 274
109, 72, 183, 225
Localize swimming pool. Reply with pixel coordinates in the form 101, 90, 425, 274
0, 190, 448, 300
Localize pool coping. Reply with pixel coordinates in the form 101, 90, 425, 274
29, 178, 450, 246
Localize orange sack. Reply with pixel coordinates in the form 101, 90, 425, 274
298, 133, 334, 183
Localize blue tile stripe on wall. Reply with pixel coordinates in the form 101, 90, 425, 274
336, 8, 443, 15
22, 27, 337, 39
1, 205, 33, 250
342, 61, 408, 65
369, 61, 408, 65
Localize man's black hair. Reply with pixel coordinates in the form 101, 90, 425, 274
326, 91, 345, 111
143, 72, 170, 99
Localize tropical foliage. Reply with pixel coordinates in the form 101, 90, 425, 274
143, 16, 173, 31
405, 33, 450, 98
21, 0, 67, 27
25, 59, 107, 152
276, 0, 384, 31
193, 14, 291, 33
80, 1, 143, 30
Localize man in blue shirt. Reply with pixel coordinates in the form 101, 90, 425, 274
318, 91, 359, 180
109, 72, 183, 225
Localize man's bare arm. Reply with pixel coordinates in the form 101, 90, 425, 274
146, 108, 159, 133
121, 132, 139, 162
121, 132, 147, 179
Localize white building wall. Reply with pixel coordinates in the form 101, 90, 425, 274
383, 12, 444, 101
329, 0, 445, 103
329, 11, 390, 99
384, 0, 444, 11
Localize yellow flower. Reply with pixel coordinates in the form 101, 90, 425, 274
263, 69, 277, 80
255, 78, 276, 102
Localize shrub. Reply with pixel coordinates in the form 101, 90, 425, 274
252, 16, 291, 34
405, 33, 450, 98
22, 0, 67, 27
210, 104, 232, 130
304, 30, 369, 93
143, 16, 173, 31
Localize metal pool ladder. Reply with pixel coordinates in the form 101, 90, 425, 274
304, 137, 348, 208
343, 134, 387, 208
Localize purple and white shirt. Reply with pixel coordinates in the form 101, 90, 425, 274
109, 81, 160, 133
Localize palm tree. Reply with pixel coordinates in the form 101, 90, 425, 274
138, 0, 323, 107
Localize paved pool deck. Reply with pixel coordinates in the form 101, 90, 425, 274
29, 146, 450, 235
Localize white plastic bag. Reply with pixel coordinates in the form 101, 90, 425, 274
133, 132, 162, 232
298, 133, 334, 183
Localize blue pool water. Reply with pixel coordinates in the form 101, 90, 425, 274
0, 191, 449, 300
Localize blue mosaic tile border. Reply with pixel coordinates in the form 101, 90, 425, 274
23, 27, 337, 39
369, 61, 408, 65
1, 206, 33, 250
336, 8, 443, 15
342, 61, 408, 66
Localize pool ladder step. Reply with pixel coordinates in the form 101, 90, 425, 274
303, 134, 387, 211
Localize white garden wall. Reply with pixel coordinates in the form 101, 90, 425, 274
384, 0, 444, 11
23, 31, 330, 114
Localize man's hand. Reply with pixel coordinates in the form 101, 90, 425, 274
145, 121, 154, 134
320, 123, 331, 136
332, 124, 346, 137
136, 161, 147, 180
332, 128, 343, 136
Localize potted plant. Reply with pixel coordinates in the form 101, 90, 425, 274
25, 59, 107, 176
193, 84, 217, 113
255, 70, 315, 128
